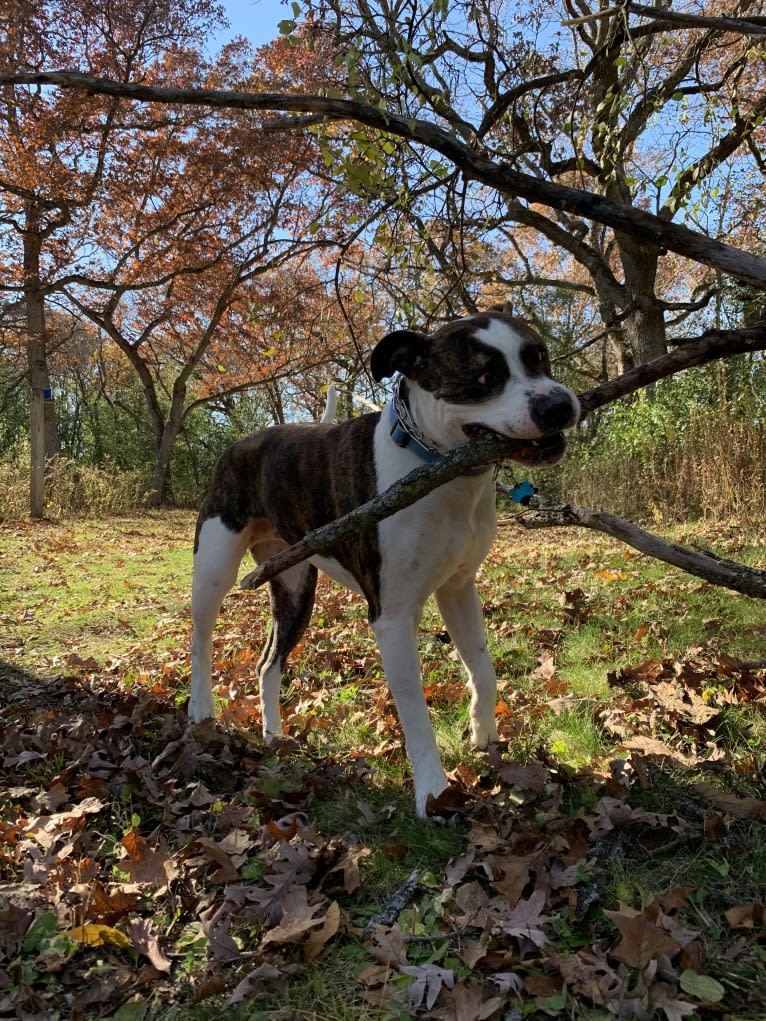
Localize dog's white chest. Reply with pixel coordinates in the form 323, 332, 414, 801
372, 419, 497, 601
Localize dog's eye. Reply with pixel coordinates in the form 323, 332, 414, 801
522, 344, 549, 374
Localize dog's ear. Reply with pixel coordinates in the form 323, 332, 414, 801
370, 329, 429, 382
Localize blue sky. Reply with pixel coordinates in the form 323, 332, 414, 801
211, 0, 290, 49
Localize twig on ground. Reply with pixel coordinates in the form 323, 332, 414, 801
361, 868, 422, 937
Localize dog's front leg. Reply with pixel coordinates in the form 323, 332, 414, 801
435, 579, 499, 748
189, 517, 250, 723
372, 614, 449, 817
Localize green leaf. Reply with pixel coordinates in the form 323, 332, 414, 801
22, 913, 57, 954
278, 19, 296, 35
545, 983, 568, 1011
420, 870, 440, 888
680, 970, 725, 1002
112, 997, 149, 1021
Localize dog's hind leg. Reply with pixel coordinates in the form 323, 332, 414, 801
257, 562, 318, 740
435, 579, 499, 748
189, 516, 253, 723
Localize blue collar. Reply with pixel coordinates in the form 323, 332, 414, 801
388, 399, 442, 464
387, 400, 493, 476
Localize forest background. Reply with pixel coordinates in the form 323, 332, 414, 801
1, 0, 765, 523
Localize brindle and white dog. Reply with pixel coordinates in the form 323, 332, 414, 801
189, 309, 580, 815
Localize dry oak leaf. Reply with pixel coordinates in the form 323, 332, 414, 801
260, 885, 330, 947
430, 979, 506, 1021
126, 917, 171, 972
555, 947, 625, 1005
490, 888, 548, 949
364, 922, 409, 967
400, 962, 455, 1011
725, 902, 765, 929
303, 899, 341, 961
605, 904, 680, 969
652, 680, 719, 725
692, 783, 766, 820
224, 963, 285, 1006
120, 830, 178, 888
180, 836, 240, 884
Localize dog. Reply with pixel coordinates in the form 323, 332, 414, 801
188, 309, 580, 816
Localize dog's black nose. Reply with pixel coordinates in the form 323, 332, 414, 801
530, 390, 576, 432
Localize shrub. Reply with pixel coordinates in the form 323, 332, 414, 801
0, 443, 149, 519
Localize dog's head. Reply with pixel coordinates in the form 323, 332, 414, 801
370, 309, 580, 466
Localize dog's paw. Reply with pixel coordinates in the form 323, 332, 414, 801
470, 719, 499, 749
414, 771, 450, 819
187, 699, 215, 724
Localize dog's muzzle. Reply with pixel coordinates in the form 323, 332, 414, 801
462, 426, 568, 467
463, 388, 578, 468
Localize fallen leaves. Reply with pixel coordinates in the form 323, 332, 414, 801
2, 519, 765, 1019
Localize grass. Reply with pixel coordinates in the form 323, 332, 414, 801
1, 511, 765, 1019
0, 512, 195, 671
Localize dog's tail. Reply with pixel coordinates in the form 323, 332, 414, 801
319, 384, 338, 424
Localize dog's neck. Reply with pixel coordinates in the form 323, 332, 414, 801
390, 375, 494, 476
396, 376, 468, 453
391, 376, 443, 461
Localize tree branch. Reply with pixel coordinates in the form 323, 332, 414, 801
627, 3, 766, 38
578, 323, 766, 417
3, 71, 766, 290
517, 503, 766, 599
239, 430, 510, 590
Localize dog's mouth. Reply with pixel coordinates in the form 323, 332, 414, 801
463, 425, 567, 467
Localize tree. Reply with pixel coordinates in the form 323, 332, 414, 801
0, 0, 227, 515
295, 0, 766, 372
0, 6, 369, 508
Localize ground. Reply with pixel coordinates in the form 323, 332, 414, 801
0, 511, 765, 1020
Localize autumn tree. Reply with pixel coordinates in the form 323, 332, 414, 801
0, 0, 229, 514
0, 4, 369, 509
293, 0, 766, 377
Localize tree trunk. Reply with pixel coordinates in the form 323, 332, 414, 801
618, 237, 668, 365
24, 207, 60, 517
147, 383, 187, 507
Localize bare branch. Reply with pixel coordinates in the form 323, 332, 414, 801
3, 71, 766, 290
238, 430, 509, 590
627, 3, 766, 38
518, 503, 766, 598
578, 323, 766, 417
